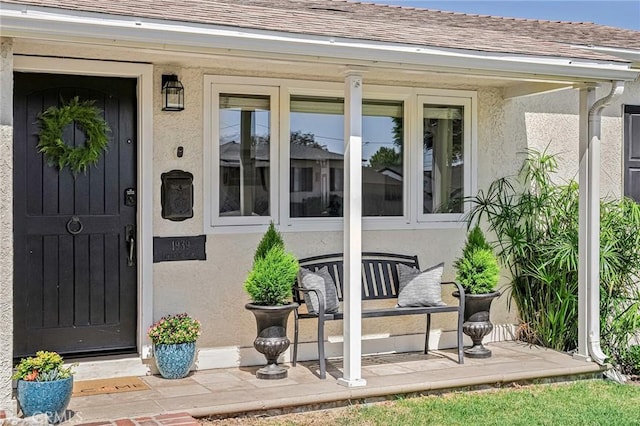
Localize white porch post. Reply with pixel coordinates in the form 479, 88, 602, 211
338, 71, 366, 387
575, 85, 595, 361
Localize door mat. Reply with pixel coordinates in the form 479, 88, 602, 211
72, 376, 150, 397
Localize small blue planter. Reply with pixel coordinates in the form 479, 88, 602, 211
16, 376, 73, 423
154, 342, 196, 379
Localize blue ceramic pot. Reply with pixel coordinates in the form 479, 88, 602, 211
154, 342, 196, 379
16, 376, 73, 423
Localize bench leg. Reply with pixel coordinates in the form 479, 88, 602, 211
293, 312, 299, 367
457, 309, 465, 365
424, 313, 431, 355
318, 316, 326, 379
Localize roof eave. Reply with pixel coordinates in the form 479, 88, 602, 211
576, 45, 640, 67
1, 3, 638, 82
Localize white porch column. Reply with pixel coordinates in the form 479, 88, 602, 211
338, 71, 366, 387
0, 37, 15, 415
575, 85, 595, 361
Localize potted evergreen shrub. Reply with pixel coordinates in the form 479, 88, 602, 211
244, 222, 299, 379
13, 351, 74, 423
148, 313, 201, 379
453, 225, 501, 358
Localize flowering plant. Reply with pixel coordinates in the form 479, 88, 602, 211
148, 313, 201, 345
13, 351, 74, 382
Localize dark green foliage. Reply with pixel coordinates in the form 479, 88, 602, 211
454, 225, 499, 294
369, 146, 401, 169
619, 345, 640, 375
462, 225, 492, 254
467, 149, 640, 374
244, 246, 299, 305
37, 97, 110, 174
254, 222, 284, 263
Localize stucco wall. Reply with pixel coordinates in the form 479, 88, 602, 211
503, 81, 640, 197
0, 37, 15, 415
150, 66, 521, 365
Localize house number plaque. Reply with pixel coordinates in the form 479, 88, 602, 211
153, 235, 206, 262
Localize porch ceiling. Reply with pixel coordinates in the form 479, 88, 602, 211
10, 38, 601, 95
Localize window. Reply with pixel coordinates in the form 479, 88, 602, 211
288, 96, 405, 218
209, 84, 279, 226
289, 96, 344, 218
362, 100, 404, 217
205, 76, 475, 232
418, 96, 472, 222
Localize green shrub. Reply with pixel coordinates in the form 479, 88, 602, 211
13, 351, 73, 382
244, 245, 299, 305
618, 345, 640, 375
454, 226, 499, 294
254, 222, 284, 263
467, 149, 640, 372
455, 248, 500, 294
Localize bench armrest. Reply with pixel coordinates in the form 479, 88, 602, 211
441, 281, 466, 310
293, 285, 326, 316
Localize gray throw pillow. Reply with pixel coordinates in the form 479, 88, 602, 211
397, 263, 446, 307
298, 266, 340, 314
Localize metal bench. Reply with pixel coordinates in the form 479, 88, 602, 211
292, 252, 465, 379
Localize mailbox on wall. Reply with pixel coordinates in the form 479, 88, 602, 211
161, 169, 194, 221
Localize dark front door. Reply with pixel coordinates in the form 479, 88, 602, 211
13, 73, 138, 357
625, 105, 640, 203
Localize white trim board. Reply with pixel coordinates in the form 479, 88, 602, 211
13, 56, 155, 360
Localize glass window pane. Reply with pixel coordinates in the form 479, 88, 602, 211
423, 105, 464, 214
219, 94, 271, 217
290, 96, 344, 218
363, 100, 404, 217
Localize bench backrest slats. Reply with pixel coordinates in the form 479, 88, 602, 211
295, 252, 420, 304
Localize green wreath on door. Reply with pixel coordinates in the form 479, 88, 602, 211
37, 97, 111, 174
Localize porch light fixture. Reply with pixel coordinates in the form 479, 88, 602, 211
161, 74, 184, 111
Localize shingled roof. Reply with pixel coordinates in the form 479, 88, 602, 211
3, 0, 639, 62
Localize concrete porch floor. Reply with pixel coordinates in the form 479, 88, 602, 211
67, 341, 605, 424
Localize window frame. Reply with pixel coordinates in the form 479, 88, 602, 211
416, 95, 474, 224
204, 75, 476, 234
205, 80, 280, 227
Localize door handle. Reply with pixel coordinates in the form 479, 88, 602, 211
126, 225, 136, 267
66, 216, 83, 235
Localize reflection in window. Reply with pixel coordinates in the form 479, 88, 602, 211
423, 105, 464, 213
219, 94, 270, 217
289, 96, 344, 218
289, 97, 404, 218
362, 100, 403, 216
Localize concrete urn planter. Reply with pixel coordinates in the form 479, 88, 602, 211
461, 291, 501, 358
245, 302, 298, 380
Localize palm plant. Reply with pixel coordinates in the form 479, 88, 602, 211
467, 149, 640, 374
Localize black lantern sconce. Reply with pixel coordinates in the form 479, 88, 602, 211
161, 74, 184, 111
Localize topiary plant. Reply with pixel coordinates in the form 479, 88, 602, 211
244, 245, 299, 305
454, 225, 499, 294
254, 222, 284, 262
